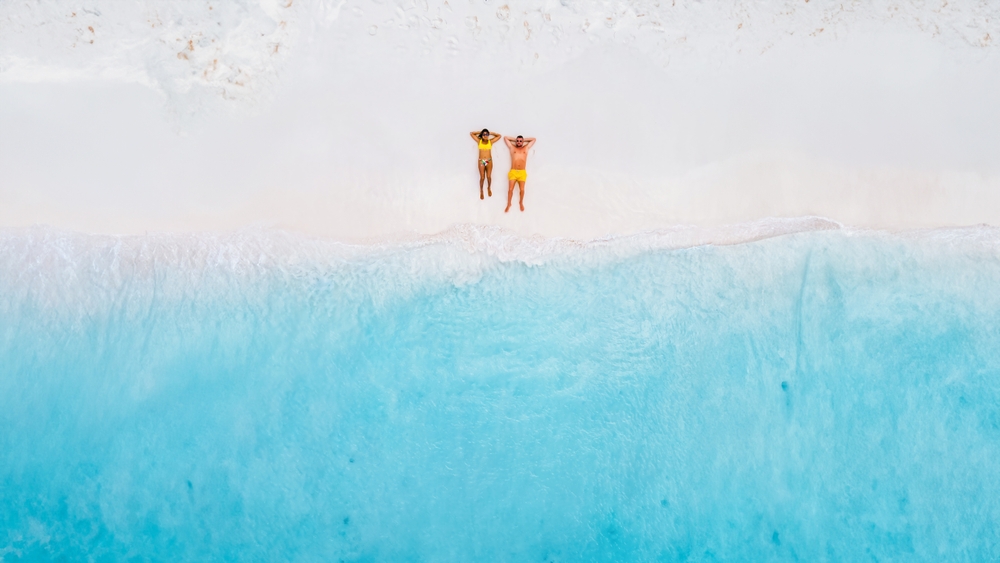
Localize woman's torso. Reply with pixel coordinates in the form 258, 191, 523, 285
477, 138, 492, 159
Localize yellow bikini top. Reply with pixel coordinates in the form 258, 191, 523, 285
478, 139, 492, 150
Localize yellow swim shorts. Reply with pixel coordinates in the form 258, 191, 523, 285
508, 169, 527, 182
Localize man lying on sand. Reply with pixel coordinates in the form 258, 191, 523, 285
504, 135, 536, 212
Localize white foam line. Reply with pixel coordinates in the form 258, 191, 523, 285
5, 217, 1000, 271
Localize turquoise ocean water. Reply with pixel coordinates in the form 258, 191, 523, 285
2, 227, 999, 561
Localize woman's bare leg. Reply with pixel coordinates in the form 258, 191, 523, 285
478, 163, 486, 199
485, 161, 493, 197
505, 179, 516, 212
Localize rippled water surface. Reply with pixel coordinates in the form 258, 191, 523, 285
2, 228, 999, 560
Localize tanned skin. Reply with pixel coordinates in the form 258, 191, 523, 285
504, 135, 536, 212
469, 129, 502, 199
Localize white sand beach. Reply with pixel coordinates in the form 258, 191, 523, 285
1, 0, 998, 241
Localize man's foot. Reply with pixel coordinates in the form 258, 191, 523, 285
520, 202, 525, 212
480, 191, 484, 200
488, 188, 492, 197
504, 204, 511, 213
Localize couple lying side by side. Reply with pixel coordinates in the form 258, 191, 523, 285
469, 129, 536, 212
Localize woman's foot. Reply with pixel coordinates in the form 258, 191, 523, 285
480, 190, 484, 200
520, 202, 525, 211
488, 187, 492, 197
504, 204, 511, 213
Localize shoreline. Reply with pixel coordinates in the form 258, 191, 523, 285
4, 217, 1000, 260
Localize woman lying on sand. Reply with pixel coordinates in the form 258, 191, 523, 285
470, 128, 502, 200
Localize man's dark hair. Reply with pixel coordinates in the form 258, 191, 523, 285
516, 135, 524, 140
480, 129, 489, 137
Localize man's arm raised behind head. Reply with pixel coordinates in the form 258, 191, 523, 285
523, 137, 536, 148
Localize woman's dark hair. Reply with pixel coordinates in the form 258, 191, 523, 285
480, 129, 489, 137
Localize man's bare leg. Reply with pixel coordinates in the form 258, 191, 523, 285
518, 181, 525, 211
505, 179, 516, 212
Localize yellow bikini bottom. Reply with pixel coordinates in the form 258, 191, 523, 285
508, 169, 527, 182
